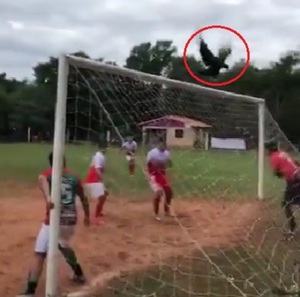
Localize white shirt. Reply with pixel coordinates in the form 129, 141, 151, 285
91, 151, 105, 169
122, 141, 137, 151
147, 148, 170, 164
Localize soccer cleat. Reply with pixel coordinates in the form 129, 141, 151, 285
15, 293, 34, 297
71, 274, 87, 285
155, 216, 161, 221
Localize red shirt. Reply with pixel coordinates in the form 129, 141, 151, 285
270, 151, 299, 181
85, 152, 105, 183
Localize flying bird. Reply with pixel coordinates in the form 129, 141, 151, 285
198, 37, 232, 78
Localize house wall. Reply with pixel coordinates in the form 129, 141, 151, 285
166, 127, 196, 147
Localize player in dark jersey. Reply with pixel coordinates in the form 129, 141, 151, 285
17, 152, 90, 297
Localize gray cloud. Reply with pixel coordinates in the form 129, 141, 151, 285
0, 0, 299, 79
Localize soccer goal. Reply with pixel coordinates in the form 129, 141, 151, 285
46, 54, 298, 297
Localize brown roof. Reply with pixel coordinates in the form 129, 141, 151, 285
138, 115, 211, 128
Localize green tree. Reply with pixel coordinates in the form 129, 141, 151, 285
125, 40, 177, 75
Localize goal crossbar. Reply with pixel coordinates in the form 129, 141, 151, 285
66, 54, 265, 104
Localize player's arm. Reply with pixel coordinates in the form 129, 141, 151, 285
120, 142, 126, 152
38, 174, 53, 208
76, 179, 90, 225
270, 158, 282, 178
166, 151, 172, 167
146, 150, 153, 163
294, 159, 300, 167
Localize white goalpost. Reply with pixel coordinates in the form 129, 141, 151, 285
47, 53, 296, 297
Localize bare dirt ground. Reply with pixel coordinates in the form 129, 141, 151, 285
0, 184, 263, 297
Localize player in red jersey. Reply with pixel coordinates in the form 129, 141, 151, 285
265, 141, 300, 239
17, 152, 90, 297
121, 136, 137, 176
85, 145, 108, 225
147, 140, 173, 221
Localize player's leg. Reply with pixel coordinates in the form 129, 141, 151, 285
126, 155, 135, 176
85, 183, 107, 225
282, 181, 298, 239
149, 175, 163, 220
163, 186, 173, 216
58, 226, 86, 284
94, 183, 108, 225
16, 225, 48, 297
129, 158, 135, 176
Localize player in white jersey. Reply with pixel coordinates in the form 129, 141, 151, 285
84, 146, 108, 225
147, 140, 173, 220
121, 136, 137, 176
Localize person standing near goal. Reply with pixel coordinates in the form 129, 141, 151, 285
121, 136, 137, 176
85, 145, 108, 225
147, 140, 173, 220
265, 141, 300, 239
17, 152, 89, 297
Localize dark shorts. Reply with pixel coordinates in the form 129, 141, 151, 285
283, 174, 300, 206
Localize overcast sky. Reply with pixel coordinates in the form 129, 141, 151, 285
1, 0, 299, 80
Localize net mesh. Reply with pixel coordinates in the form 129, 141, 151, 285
63, 56, 299, 297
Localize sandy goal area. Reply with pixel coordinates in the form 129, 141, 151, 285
0, 186, 262, 297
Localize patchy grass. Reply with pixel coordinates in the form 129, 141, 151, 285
0, 143, 282, 199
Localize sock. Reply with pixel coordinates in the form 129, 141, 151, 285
129, 163, 135, 175
164, 187, 173, 214
95, 196, 106, 218
58, 245, 84, 277
284, 203, 297, 232
153, 196, 160, 216
24, 272, 38, 294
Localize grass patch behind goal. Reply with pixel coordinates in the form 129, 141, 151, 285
0, 143, 283, 200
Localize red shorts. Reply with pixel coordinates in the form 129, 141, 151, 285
149, 173, 170, 192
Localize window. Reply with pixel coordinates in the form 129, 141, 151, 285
174, 129, 184, 138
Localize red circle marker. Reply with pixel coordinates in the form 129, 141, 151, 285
183, 25, 250, 87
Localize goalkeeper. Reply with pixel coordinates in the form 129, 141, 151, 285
265, 141, 300, 238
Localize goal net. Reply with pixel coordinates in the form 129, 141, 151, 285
51, 54, 299, 297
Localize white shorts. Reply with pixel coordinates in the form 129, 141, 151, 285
34, 224, 75, 253
149, 175, 163, 192
126, 155, 134, 161
85, 182, 105, 199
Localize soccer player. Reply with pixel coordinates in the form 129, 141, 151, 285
147, 140, 173, 220
85, 146, 108, 225
17, 152, 90, 297
121, 136, 137, 176
265, 141, 300, 239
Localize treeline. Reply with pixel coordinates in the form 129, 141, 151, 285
0, 40, 299, 144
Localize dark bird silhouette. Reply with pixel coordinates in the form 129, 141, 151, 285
198, 37, 232, 78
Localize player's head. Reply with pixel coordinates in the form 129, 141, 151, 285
48, 152, 66, 167
157, 139, 166, 152
265, 140, 278, 153
127, 136, 133, 143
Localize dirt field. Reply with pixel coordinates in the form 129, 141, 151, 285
0, 183, 263, 297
